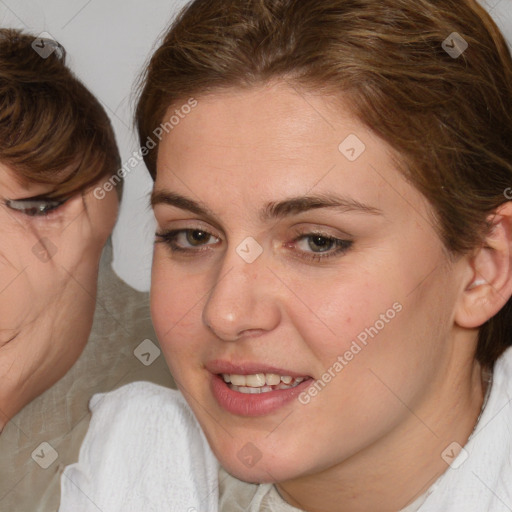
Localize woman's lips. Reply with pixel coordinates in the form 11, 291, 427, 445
210, 372, 313, 417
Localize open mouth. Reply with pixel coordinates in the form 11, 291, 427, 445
210, 369, 314, 416
221, 373, 309, 394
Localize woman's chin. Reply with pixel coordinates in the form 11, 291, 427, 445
215, 448, 303, 484
221, 462, 286, 484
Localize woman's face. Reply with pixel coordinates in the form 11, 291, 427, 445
0, 165, 118, 426
151, 82, 471, 484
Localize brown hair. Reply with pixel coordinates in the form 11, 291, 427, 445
136, 0, 512, 367
0, 28, 121, 198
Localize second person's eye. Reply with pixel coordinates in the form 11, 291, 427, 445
5, 198, 67, 216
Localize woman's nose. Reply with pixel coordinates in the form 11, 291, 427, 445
202, 245, 281, 341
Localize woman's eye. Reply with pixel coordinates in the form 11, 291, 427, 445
297, 235, 337, 253
156, 229, 220, 252
5, 198, 66, 216
292, 233, 353, 261
156, 228, 352, 262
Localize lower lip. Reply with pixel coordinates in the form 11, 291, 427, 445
211, 374, 313, 417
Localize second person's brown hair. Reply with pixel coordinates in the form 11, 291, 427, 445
0, 28, 121, 198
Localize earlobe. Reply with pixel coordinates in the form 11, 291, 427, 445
455, 202, 512, 329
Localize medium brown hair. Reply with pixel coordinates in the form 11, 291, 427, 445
136, 0, 512, 367
0, 28, 121, 198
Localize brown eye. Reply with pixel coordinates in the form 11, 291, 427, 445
186, 230, 213, 246
155, 228, 220, 253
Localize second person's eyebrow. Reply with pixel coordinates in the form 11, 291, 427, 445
151, 190, 382, 223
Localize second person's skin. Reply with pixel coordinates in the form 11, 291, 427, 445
0, 164, 118, 430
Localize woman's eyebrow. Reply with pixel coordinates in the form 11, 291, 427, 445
151, 190, 383, 222
260, 195, 383, 220
151, 190, 218, 222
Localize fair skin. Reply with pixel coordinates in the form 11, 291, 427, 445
0, 165, 118, 431
151, 81, 512, 512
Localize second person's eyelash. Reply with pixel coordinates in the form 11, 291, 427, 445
5, 197, 68, 217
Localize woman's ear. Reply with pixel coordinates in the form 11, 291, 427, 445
455, 202, 512, 329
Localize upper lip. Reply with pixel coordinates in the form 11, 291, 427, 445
206, 360, 311, 377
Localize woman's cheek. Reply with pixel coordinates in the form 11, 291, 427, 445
151, 258, 201, 346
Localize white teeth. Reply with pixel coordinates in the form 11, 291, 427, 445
222, 373, 307, 392
265, 373, 281, 386
230, 374, 246, 386
232, 385, 274, 394
245, 373, 266, 387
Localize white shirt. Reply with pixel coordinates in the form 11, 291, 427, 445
59, 383, 219, 512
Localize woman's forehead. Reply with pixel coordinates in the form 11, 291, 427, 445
154, 84, 421, 216
162, 83, 359, 147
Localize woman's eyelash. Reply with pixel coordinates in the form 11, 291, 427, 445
155, 228, 353, 261
5, 198, 67, 216
155, 229, 219, 254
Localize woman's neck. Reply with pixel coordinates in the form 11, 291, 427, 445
276, 358, 487, 512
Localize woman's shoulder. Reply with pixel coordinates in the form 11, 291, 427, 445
496, 345, 512, 381
59, 382, 219, 512
76, 381, 210, 465
90, 380, 184, 406
83, 381, 198, 443
88, 381, 189, 420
